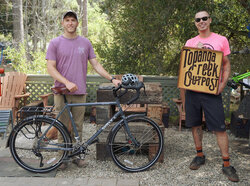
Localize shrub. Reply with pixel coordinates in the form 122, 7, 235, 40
4, 43, 47, 74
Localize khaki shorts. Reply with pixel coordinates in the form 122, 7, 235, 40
54, 94, 86, 142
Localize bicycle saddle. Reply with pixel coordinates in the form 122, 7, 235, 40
51, 86, 69, 94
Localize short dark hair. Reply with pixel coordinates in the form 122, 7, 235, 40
195, 10, 210, 17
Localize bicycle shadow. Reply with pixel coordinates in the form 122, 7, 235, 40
0, 147, 56, 177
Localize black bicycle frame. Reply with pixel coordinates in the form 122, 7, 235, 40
39, 95, 143, 152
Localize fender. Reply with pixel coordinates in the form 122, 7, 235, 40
107, 114, 147, 143
6, 115, 72, 148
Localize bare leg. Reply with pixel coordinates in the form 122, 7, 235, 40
216, 132, 239, 182
189, 126, 205, 170
192, 126, 203, 148
215, 131, 229, 157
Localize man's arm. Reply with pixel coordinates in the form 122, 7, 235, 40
47, 60, 78, 92
89, 58, 121, 86
217, 55, 231, 94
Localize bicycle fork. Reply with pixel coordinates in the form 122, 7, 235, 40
121, 117, 141, 148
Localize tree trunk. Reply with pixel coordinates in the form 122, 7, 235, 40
12, 0, 24, 46
82, 0, 88, 37
77, 0, 88, 37
41, 0, 47, 51
32, 0, 38, 52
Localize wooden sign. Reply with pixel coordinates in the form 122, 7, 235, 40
178, 47, 223, 94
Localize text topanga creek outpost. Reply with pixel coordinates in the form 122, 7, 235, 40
178, 47, 223, 94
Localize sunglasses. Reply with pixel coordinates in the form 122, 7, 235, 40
195, 16, 210, 23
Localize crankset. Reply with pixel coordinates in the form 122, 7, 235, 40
68, 145, 88, 158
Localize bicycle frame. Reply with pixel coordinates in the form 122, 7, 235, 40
38, 95, 143, 154
228, 72, 250, 90
232, 72, 250, 83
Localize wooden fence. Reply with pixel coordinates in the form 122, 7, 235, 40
25, 75, 231, 117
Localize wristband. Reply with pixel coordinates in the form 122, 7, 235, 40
110, 77, 116, 83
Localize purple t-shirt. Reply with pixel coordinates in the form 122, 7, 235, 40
46, 35, 96, 94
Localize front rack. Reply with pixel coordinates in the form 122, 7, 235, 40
16, 106, 54, 122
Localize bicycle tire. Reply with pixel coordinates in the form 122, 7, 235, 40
108, 116, 164, 172
9, 116, 71, 173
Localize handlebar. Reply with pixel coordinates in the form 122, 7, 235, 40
113, 82, 145, 105
51, 81, 146, 105
227, 72, 250, 89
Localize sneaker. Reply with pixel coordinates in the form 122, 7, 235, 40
72, 159, 87, 168
189, 156, 205, 170
57, 162, 68, 170
222, 165, 239, 182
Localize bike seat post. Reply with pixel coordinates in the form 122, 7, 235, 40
63, 94, 68, 104
51, 87, 69, 103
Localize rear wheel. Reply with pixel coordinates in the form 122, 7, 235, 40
9, 116, 71, 173
109, 116, 163, 172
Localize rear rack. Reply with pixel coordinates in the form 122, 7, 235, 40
16, 106, 54, 122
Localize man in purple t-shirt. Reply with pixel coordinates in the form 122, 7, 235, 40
183, 11, 239, 182
46, 11, 120, 170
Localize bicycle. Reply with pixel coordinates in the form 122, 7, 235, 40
7, 75, 164, 173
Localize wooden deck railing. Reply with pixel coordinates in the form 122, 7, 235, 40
25, 75, 231, 117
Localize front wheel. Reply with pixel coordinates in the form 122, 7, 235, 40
9, 116, 71, 173
109, 116, 164, 172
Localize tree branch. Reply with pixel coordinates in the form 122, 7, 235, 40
237, 0, 250, 15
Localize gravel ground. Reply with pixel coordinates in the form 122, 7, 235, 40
56, 120, 250, 186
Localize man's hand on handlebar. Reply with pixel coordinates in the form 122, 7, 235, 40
112, 79, 121, 87
113, 81, 145, 105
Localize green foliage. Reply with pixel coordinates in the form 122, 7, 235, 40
0, 33, 12, 43
0, 0, 12, 35
210, 0, 250, 74
87, 1, 114, 74
4, 43, 47, 74
96, 0, 250, 75
98, 0, 175, 75
1, 0, 249, 76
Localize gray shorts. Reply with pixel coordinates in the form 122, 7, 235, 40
185, 90, 226, 131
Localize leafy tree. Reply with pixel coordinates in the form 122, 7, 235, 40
0, 0, 12, 36
97, 0, 249, 75
4, 43, 46, 74
2, 0, 112, 74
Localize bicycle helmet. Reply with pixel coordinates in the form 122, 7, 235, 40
121, 73, 139, 86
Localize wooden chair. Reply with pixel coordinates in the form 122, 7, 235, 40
173, 88, 186, 131
173, 88, 205, 131
0, 72, 30, 138
39, 93, 53, 108
0, 72, 30, 121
